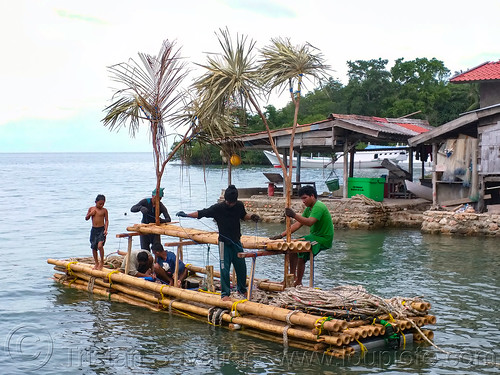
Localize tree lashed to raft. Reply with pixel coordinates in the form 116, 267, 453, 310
49, 255, 436, 358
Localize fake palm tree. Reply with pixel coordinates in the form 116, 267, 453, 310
102, 40, 190, 224
260, 38, 329, 239
193, 30, 328, 241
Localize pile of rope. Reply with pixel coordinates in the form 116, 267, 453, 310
267, 285, 427, 319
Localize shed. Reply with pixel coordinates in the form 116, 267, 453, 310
231, 113, 432, 198
409, 61, 500, 211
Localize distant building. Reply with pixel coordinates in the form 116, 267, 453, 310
450, 60, 500, 108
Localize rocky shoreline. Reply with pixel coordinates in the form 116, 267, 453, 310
241, 194, 500, 236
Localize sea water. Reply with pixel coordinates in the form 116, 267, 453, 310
0, 153, 498, 374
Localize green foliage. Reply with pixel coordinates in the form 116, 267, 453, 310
175, 56, 480, 164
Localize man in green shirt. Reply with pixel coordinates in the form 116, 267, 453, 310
270, 185, 334, 286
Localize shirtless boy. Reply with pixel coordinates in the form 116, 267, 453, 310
85, 194, 109, 270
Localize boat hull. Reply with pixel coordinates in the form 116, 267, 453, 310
263, 150, 407, 169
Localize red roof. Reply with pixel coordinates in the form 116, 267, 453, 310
450, 61, 500, 82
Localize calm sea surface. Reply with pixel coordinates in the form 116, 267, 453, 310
0, 153, 498, 374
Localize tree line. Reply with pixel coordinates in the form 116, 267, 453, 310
178, 57, 478, 165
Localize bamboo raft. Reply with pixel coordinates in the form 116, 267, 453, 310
48, 224, 436, 358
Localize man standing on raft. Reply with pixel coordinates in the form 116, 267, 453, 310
176, 185, 260, 301
270, 185, 334, 287
130, 188, 171, 251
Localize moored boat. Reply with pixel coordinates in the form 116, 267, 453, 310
264, 145, 408, 169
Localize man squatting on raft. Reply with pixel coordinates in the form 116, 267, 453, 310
130, 188, 171, 251
270, 185, 334, 287
151, 243, 187, 287
176, 185, 260, 301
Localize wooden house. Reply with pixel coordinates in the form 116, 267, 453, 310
408, 61, 500, 211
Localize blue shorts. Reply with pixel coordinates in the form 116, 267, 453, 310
90, 226, 106, 250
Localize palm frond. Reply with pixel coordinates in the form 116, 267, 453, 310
102, 40, 189, 144
259, 37, 330, 93
192, 28, 263, 122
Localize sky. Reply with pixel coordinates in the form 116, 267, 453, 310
0, 0, 498, 153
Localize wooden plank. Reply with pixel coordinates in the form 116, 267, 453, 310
441, 194, 491, 206
164, 241, 197, 247
116, 232, 141, 238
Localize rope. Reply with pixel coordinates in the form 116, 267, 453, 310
355, 338, 368, 354
231, 299, 248, 317
87, 276, 96, 293
168, 299, 176, 314
270, 285, 426, 319
66, 261, 78, 276
282, 324, 290, 348
106, 270, 120, 285
285, 309, 299, 325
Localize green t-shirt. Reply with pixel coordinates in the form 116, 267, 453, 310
302, 200, 334, 249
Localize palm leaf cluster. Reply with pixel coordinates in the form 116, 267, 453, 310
260, 38, 329, 99
102, 40, 188, 159
192, 29, 264, 139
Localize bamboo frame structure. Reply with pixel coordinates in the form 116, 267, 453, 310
48, 258, 436, 359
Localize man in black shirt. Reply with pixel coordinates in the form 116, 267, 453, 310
177, 185, 260, 300
131, 188, 171, 251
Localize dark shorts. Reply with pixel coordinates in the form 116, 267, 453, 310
90, 226, 106, 250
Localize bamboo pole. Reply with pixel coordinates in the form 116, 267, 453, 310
185, 264, 285, 292
48, 259, 346, 332
126, 224, 310, 251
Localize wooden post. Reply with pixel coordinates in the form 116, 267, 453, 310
432, 143, 438, 207
174, 238, 182, 287
309, 250, 314, 288
206, 265, 214, 292
125, 236, 133, 275
247, 256, 257, 300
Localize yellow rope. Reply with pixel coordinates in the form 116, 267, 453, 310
66, 261, 78, 276
197, 289, 220, 295
388, 313, 395, 322
314, 316, 328, 336
231, 299, 247, 317
400, 331, 406, 349
159, 284, 169, 304
355, 338, 368, 354
107, 270, 120, 285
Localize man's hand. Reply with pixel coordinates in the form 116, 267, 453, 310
285, 208, 296, 218
140, 206, 148, 214
269, 234, 283, 240
176, 211, 188, 217
250, 214, 260, 223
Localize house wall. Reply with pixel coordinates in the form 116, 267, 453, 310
478, 120, 500, 174
480, 82, 500, 108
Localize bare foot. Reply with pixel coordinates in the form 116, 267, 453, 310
221, 296, 232, 302
97, 262, 104, 270
92, 264, 98, 270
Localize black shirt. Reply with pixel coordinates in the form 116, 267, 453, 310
198, 201, 247, 243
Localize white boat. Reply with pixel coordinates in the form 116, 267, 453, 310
263, 146, 408, 169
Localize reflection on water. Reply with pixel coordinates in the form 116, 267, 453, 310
0, 153, 498, 374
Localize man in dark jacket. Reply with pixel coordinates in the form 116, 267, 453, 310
176, 185, 260, 301
130, 188, 171, 251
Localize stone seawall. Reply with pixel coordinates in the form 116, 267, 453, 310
242, 195, 431, 230
422, 211, 500, 236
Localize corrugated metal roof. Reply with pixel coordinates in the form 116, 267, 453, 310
450, 61, 500, 82
329, 113, 432, 136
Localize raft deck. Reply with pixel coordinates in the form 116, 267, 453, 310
48, 224, 436, 358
